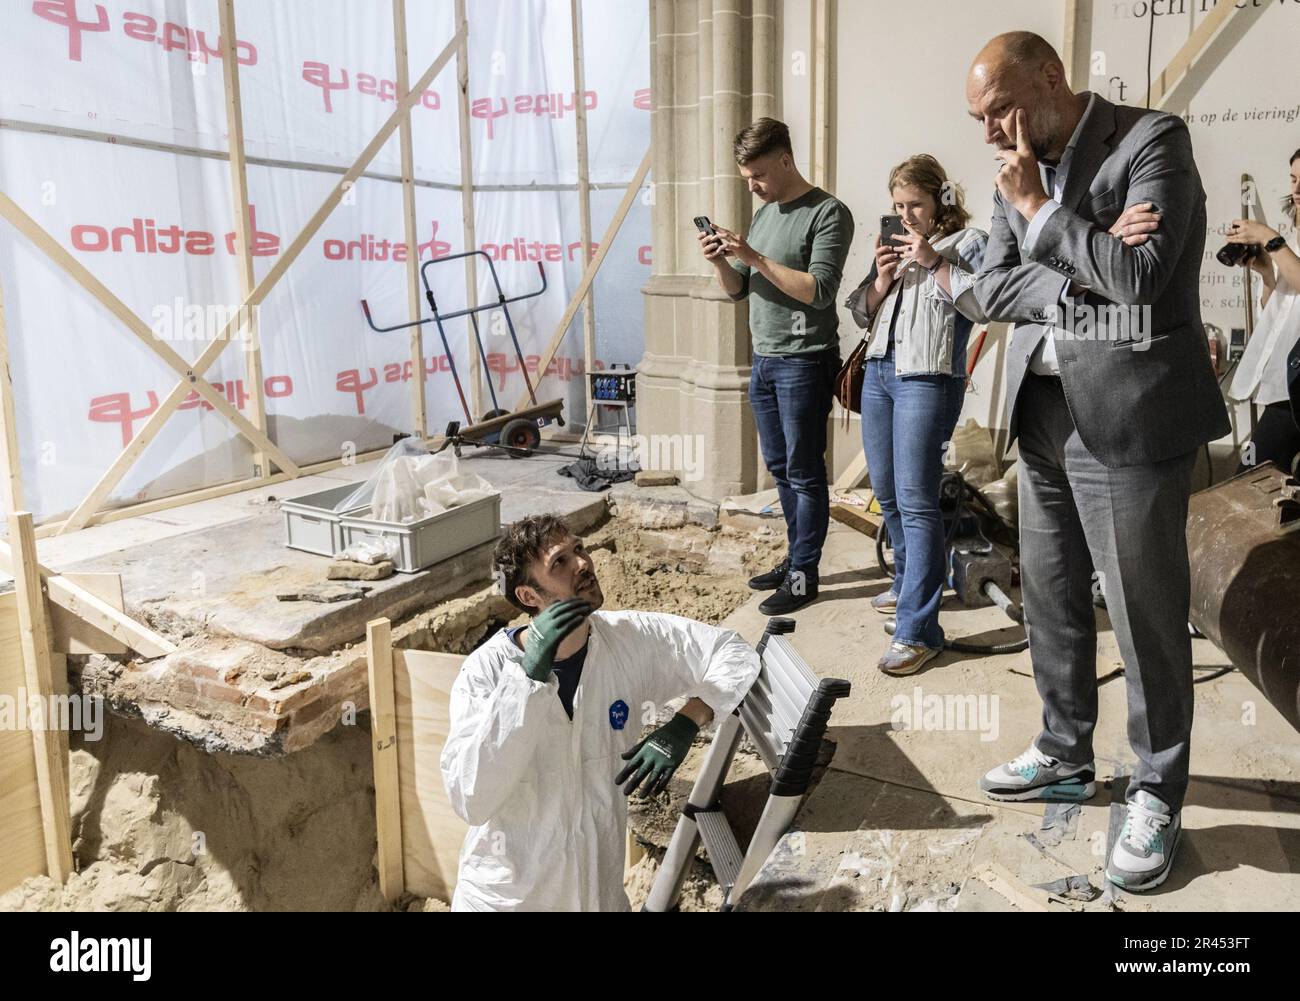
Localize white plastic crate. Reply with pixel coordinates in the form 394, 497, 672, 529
282, 483, 368, 557
338, 492, 501, 573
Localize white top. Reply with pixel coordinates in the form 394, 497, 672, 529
440, 609, 759, 912
1228, 272, 1300, 407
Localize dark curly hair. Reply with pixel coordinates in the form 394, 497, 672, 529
493, 514, 573, 614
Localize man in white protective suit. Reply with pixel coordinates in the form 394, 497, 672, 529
440, 513, 761, 912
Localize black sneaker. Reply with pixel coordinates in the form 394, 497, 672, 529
758, 569, 819, 615
747, 556, 790, 592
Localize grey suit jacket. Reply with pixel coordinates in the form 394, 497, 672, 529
965, 93, 1230, 468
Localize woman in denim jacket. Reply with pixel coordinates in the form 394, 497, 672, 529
845, 154, 988, 676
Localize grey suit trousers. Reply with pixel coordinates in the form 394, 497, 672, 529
1017, 372, 1197, 810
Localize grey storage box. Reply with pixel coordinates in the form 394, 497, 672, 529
282, 482, 368, 557
338, 492, 501, 573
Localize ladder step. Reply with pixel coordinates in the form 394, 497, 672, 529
695, 809, 744, 893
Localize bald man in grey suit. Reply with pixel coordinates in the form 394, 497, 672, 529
952, 33, 1229, 892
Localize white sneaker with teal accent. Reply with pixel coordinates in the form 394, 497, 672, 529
979, 744, 1096, 802
1107, 791, 1181, 892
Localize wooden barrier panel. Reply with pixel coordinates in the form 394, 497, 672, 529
392, 647, 468, 903
0, 591, 48, 895
367, 618, 467, 905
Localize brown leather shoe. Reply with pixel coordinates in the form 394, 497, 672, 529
877, 641, 940, 677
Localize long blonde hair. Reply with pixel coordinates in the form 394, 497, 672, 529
888, 154, 971, 239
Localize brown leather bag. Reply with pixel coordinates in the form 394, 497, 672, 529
835, 270, 877, 425
834, 337, 868, 424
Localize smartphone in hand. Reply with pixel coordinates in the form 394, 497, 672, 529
695, 215, 724, 258
880, 214, 907, 246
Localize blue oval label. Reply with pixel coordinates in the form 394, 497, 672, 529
608, 700, 629, 731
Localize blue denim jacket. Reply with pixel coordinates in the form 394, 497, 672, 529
846, 227, 988, 378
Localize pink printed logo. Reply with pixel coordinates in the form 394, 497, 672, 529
33, 0, 109, 62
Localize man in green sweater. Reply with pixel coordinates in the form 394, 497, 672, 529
701, 118, 855, 615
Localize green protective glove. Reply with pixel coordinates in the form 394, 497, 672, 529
615, 712, 700, 797
520, 598, 593, 683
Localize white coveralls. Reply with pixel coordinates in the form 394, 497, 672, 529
440, 609, 760, 912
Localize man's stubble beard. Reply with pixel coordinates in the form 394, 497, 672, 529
1030, 103, 1065, 161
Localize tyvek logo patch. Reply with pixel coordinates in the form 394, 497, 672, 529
608, 700, 629, 731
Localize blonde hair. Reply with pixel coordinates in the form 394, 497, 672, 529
888, 154, 971, 239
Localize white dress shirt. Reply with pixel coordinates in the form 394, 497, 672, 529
1227, 271, 1300, 407
1021, 94, 1097, 376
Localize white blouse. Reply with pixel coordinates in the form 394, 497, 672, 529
1228, 271, 1300, 407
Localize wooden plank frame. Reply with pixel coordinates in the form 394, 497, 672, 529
7, 512, 73, 882
1062, 0, 1094, 93
394, 0, 429, 436
808, 0, 833, 191
512, 148, 651, 412
1142, 0, 1243, 111
366, 616, 468, 905
218, 0, 268, 481
571, 0, 597, 421
1, 2, 644, 536
0, 590, 48, 894
0, 274, 23, 514
367, 618, 404, 899
454, 0, 483, 420
0, 539, 174, 659
0, 24, 465, 537
0, 191, 301, 507
0, 265, 172, 662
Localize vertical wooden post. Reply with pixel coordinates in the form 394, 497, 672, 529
366, 618, 404, 901
809, 0, 833, 190
394, 0, 429, 436
454, 0, 482, 420
0, 276, 25, 514
1063, 0, 1094, 93
571, 0, 597, 422
218, 0, 268, 478
9, 511, 73, 883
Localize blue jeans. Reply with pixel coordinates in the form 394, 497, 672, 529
749, 350, 838, 575
860, 352, 965, 649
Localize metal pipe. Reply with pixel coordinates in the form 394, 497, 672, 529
1187, 463, 1300, 732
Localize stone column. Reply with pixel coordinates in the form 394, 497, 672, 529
639, 0, 777, 501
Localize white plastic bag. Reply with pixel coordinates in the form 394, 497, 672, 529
339, 536, 400, 564
372, 456, 427, 523
333, 439, 498, 524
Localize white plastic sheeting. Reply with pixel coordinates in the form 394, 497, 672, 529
0, 0, 650, 521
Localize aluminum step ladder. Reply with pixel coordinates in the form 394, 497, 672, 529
643, 617, 851, 911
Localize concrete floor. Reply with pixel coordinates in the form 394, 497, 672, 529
720, 521, 1300, 912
